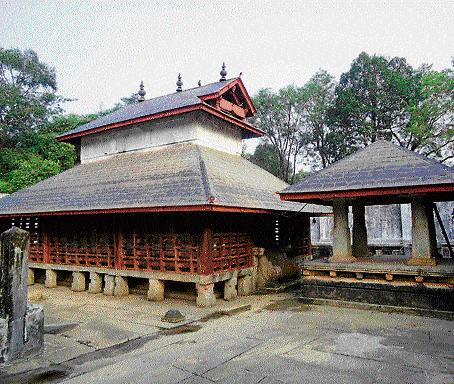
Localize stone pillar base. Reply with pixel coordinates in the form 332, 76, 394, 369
28, 268, 35, 286
224, 276, 238, 301
147, 279, 165, 301
103, 275, 115, 296
71, 271, 86, 292
407, 257, 437, 266
88, 272, 102, 293
329, 255, 356, 263
45, 269, 57, 288
238, 275, 253, 296
196, 283, 216, 307
114, 276, 129, 296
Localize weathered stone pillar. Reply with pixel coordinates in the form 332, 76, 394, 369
28, 268, 35, 286
238, 274, 253, 296
103, 275, 115, 296
45, 269, 57, 288
330, 199, 355, 263
147, 279, 165, 301
196, 283, 216, 307
352, 200, 368, 258
0, 227, 43, 363
114, 276, 129, 296
88, 272, 102, 293
71, 271, 86, 292
224, 275, 238, 301
408, 198, 437, 266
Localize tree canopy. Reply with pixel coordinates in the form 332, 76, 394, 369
249, 52, 454, 181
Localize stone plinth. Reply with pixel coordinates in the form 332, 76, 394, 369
45, 269, 57, 288
196, 283, 216, 307
330, 199, 355, 263
88, 272, 102, 293
224, 276, 238, 301
114, 276, 129, 296
238, 275, 253, 296
71, 271, 86, 292
147, 279, 165, 301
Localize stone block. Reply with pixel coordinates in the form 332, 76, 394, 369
103, 275, 115, 296
88, 272, 102, 294
238, 275, 253, 296
28, 269, 34, 286
45, 269, 57, 288
114, 276, 129, 297
71, 271, 86, 292
147, 279, 165, 301
196, 283, 216, 307
224, 276, 238, 301
24, 304, 44, 357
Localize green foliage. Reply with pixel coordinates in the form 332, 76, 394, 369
248, 143, 292, 179
0, 47, 77, 193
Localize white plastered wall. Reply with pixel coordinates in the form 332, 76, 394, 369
80, 111, 243, 163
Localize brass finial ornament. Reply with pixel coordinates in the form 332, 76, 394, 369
198, 80, 202, 87
176, 73, 183, 92
138, 81, 146, 102
220, 62, 227, 82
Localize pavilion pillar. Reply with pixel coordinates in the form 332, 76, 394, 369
329, 198, 355, 263
352, 200, 368, 258
408, 197, 437, 266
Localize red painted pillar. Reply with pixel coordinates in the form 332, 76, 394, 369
198, 228, 214, 275
115, 231, 124, 270
43, 232, 50, 264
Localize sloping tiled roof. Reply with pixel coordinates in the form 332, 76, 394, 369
58, 78, 256, 140
280, 140, 454, 202
0, 143, 330, 216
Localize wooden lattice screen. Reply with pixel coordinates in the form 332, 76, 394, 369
121, 233, 199, 273
212, 233, 252, 273
29, 230, 252, 274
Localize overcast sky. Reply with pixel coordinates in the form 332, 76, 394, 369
2, 0, 453, 120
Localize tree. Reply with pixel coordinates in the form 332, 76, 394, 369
329, 52, 416, 148
0, 47, 77, 193
248, 143, 292, 179
400, 66, 454, 163
250, 86, 309, 183
301, 70, 339, 168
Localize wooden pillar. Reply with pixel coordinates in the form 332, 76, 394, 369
43, 232, 50, 264
352, 200, 368, 258
329, 198, 355, 263
408, 197, 437, 266
115, 230, 123, 270
198, 228, 214, 275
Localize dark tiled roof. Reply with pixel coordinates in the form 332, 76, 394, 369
0, 143, 330, 216
282, 140, 454, 194
59, 79, 237, 139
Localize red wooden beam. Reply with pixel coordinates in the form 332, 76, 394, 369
279, 183, 454, 201
0, 204, 276, 218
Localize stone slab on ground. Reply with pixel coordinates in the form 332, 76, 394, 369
1, 285, 454, 383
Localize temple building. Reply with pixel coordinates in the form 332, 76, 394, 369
0, 65, 328, 306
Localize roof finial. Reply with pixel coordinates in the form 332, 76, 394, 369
138, 81, 146, 102
220, 62, 227, 82
198, 80, 202, 87
176, 73, 183, 92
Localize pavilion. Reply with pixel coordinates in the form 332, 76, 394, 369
279, 141, 454, 311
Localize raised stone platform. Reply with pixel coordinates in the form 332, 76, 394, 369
301, 258, 454, 283
298, 258, 454, 312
